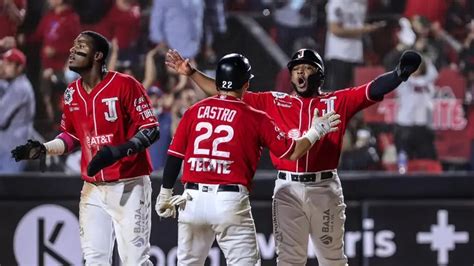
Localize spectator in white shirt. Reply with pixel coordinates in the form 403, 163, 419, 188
324, 0, 384, 91
395, 58, 438, 161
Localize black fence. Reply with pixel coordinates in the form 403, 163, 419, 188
1, 171, 474, 266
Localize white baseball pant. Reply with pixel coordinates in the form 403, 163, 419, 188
273, 172, 347, 266
177, 183, 261, 266
79, 175, 152, 265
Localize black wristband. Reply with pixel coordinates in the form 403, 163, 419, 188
162, 155, 183, 189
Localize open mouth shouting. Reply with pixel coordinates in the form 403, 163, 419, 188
296, 76, 307, 89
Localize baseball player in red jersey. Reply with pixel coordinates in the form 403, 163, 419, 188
166, 48, 422, 265
155, 53, 341, 265
11, 31, 159, 265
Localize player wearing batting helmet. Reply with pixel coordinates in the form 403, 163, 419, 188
166, 48, 421, 266
155, 53, 341, 265
11, 31, 159, 265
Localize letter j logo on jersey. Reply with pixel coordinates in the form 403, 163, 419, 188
103, 97, 119, 122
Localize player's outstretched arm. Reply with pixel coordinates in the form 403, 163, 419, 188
11, 131, 79, 161
11, 133, 78, 171
87, 126, 160, 176
369, 50, 422, 100
11, 139, 47, 161
165, 49, 217, 96
288, 110, 341, 160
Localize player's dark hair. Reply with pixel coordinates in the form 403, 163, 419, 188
81, 31, 110, 65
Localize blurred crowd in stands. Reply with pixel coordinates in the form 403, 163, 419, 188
0, 0, 473, 174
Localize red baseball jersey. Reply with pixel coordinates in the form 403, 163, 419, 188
243, 82, 378, 172
61, 71, 159, 182
168, 95, 296, 189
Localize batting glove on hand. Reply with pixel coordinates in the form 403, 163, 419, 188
396, 50, 422, 81
312, 110, 341, 137
87, 146, 120, 176
155, 186, 176, 219
11, 139, 46, 161
169, 192, 192, 211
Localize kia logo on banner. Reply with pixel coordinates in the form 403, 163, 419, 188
13, 204, 82, 265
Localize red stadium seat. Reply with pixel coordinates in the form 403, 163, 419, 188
435, 68, 466, 98
354, 66, 385, 86
354, 66, 393, 123
408, 159, 443, 173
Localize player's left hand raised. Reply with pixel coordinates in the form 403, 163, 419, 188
87, 146, 119, 176
312, 110, 341, 138
396, 50, 422, 81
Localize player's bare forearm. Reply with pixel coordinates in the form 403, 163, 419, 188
287, 138, 312, 160
190, 69, 218, 96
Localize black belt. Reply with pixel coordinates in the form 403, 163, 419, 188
278, 171, 333, 182
185, 182, 240, 192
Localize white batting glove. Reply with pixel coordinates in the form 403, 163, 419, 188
305, 110, 341, 144
169, 192, 192, 211
155, 186, 176, 219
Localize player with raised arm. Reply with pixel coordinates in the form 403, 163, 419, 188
155, 53, 341, 265
11, 31, 159, 265
166, 48, 421, 266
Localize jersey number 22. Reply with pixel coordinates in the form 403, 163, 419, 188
194, 122, 234, 158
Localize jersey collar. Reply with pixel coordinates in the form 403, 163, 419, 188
215, 94, 242, 101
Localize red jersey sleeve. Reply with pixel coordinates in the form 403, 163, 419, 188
121, 76, 159, 130
60, 102, 79, 142
258, 112, 295, 159
59, 85, 78, 140
167, 110, 191, 159
243, 91, 269, 110
340, 82, 378, 117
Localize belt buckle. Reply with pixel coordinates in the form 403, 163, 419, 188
300, 174, 317, 182
202, 186, 214, 192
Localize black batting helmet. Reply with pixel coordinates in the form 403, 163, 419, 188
288, 49, 325, 96
287, 49, 324, 73
216, 53, 253, 91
